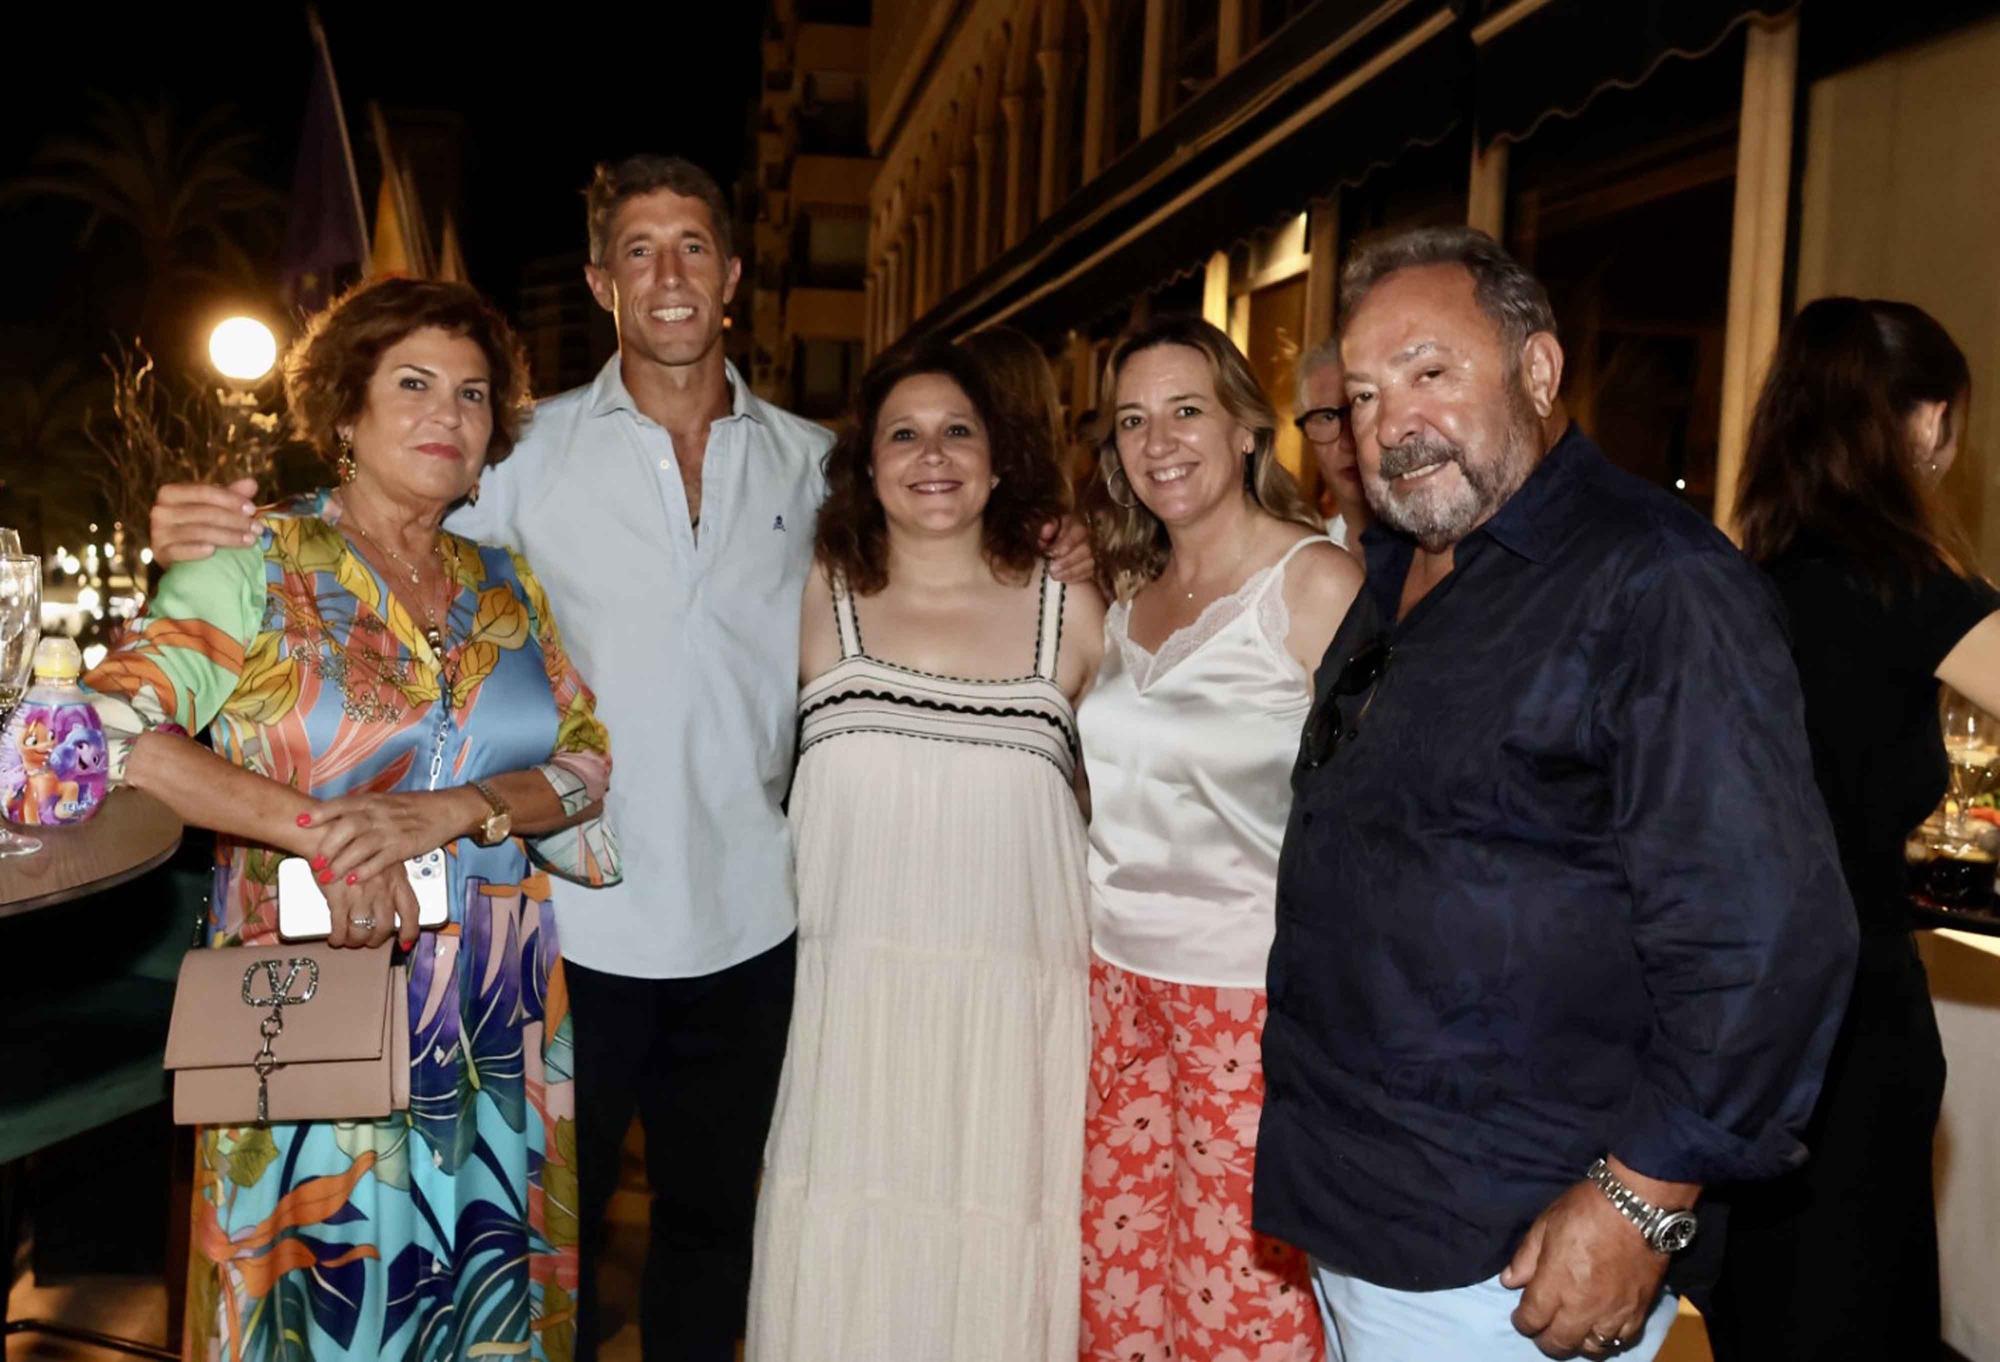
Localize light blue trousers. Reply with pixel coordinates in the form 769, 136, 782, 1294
1311, 1260, 1679, 1362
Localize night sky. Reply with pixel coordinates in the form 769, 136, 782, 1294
0, 2, 765, 369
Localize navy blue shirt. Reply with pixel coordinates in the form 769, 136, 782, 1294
1253, 429, 1859, 1291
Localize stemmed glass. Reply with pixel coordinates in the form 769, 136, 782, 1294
1941, 686, 1999, 842
0, 530, 43, 857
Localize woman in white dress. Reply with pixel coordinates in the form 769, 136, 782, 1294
1075, 317, 1361, 1362
747, 340, 1106, 1360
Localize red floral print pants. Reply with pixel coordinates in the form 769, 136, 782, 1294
1079, 955, 1320, 1362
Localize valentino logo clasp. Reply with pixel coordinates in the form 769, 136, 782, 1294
241, 957, 320, 1008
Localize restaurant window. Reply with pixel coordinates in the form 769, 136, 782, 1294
1169, 0, 1221, 112
798, 70, 868, 157
1106, 0, 1147, 163
794, 338, 862, 419
1236, 216, 1313, 493
794, 209, 869, 290
1795, 14, 2000, 573
1505, 35, 1742, 512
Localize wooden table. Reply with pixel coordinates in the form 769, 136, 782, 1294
0, 788, 184, 917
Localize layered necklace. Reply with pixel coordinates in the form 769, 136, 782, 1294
343, 510, 458, 656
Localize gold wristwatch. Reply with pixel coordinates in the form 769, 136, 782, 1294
470, 779, 513, 846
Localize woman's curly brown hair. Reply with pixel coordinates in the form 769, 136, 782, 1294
817, 340, 1069, 595
282, 276, 532, 467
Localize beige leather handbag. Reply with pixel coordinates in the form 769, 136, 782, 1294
163, 942, 408, 1125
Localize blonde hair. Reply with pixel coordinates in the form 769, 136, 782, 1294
1083, 316, 1322, 600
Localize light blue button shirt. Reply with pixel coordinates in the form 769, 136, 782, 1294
447, 356, 832, 977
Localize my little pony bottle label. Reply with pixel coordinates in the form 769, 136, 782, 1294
1, 638, 107, 827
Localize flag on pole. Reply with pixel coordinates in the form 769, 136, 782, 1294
368, 104, 435, 280
437, 213, 468, 285
279, 8, 370, 313
368, 168, 416, 278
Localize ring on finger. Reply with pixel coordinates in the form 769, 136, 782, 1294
351, 913, 375, 930
1585, 1332, 1625, 1353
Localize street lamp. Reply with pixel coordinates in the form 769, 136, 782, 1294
202, 316, 283, 501
208, 316, 278, 384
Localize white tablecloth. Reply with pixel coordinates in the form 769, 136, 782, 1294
1922, 928, 2000, 1362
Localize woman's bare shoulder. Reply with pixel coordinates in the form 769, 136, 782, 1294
1282, 537, 1363, 628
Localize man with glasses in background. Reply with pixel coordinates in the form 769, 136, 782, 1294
1294, 338, 1366, 562
1255, 226, 1858, 1360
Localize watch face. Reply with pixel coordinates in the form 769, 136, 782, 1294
1654, 1212, 1699, 1254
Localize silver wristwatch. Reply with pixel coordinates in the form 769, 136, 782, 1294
1585, 1158, 1699, 1254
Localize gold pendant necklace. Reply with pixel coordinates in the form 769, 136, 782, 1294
1178, 533, 1258, 602
340, 502, 455, 654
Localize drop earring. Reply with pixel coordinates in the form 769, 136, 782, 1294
336, 432, 357, 484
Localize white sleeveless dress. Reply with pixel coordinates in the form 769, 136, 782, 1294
746, 568, 1090, 1362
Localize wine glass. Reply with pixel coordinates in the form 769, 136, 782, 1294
1940, 687, 1999, 839
0, 546, 43, 857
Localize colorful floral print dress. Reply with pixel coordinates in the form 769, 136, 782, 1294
85, 492, 617, 1361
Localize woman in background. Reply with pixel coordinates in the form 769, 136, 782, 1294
1710, 297, 2000, 1360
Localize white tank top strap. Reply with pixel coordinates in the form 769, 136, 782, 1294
1034, 565, 1066, 681
830, 570, 864, 660
1254, 533, 1335, 600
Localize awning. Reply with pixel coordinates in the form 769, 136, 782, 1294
914, 0, 1466, 343
1472, 0, 1793, 147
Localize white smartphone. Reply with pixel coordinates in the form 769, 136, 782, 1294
276, 848, 451, 942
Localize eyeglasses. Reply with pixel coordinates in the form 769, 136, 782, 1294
1294, 634, 1393, 787
1294, 405, 1351, 443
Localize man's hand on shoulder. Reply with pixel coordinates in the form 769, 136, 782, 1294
1040, 515, 1095, 585
1500, 1156, 1694, 1358
150, 478, 261, 566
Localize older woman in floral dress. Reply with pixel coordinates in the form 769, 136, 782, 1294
85, 278, 616, 1359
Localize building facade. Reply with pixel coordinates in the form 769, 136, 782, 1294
860, 0, 2000, 575
746, 0, 878, 421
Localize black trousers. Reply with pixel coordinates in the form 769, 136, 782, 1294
1698, 931, 1946, 1362
569, 935, 795, 1362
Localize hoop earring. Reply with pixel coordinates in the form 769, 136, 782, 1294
1105, 458, 1138, 510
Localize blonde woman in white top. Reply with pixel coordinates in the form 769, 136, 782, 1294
1074, 316, 1362, 1362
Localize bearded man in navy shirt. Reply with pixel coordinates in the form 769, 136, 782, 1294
1254, 226, 1857, 1361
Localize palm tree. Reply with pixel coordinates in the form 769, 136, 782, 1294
3, 95, 281, 334
0, 355, 105, 556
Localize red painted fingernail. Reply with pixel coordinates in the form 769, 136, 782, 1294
317, 870, 333, 884
311, 855, 329, 870
296, 813, 313, 827
345, 873, 358, 885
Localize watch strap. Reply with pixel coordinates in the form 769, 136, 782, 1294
469, 779, 510, 844
1586, 1158, 1695, 1253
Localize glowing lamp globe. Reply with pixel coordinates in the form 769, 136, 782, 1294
209, 317, 278, 383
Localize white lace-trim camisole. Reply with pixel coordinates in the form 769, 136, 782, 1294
1079, 536, 1327, 988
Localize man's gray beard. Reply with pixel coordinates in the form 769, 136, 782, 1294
1365, 402, 1542, 553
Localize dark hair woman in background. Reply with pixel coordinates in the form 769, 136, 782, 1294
1707, 297, 2000, 1360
